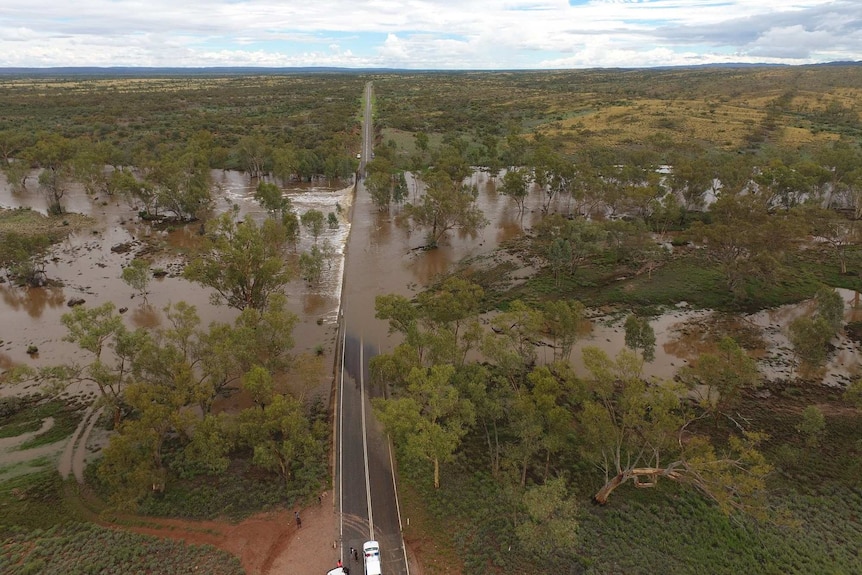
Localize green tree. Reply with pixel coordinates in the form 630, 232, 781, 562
579, 347, 772, 516
374, 364, 475, 489
508, 365, 578, 486
546, 238, 572, 286
0, 232, 51, 286
300, 209, 325, 242
803, 205, 858, 275
678, 336, 760, 419
534, 214, 605, 276
121, 258, 151, 303
797, 405, 826, 448
416, 277, 484, 367
687, 194, 799, 297
514, 477, 579, 562
236, 393, 319, 487
483, 300, 545, 388
623, 314, 656, 363
184, 212, 294, 310
500, 167, 530, 214
403, 168, 487, 247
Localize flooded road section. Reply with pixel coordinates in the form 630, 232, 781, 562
3, 167, 860, 398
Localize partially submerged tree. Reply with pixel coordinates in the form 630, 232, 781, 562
300, 209, 325, 243
121, 258, 151, 303
15, 302, 149, 427
403, 167, 487, 247
184, 211, 294, 310
678, 336, 760, 421
623, 314, 656, 364
500, 167, 531, 214
788, 287, 845, 371
0, 231, 51, 286
30, 134, 76, 215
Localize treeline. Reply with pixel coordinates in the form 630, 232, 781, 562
0, 75, 366, 216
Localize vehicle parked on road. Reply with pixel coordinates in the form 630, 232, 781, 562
363, 541, 382, 575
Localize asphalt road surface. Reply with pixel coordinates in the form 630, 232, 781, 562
336, 82, 410, 575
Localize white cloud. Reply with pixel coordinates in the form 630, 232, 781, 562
0, 0, 858, 68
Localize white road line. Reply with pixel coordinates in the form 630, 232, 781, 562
338, 312, 347, 563
360, 337, 375, 540
387, 436, 410, 575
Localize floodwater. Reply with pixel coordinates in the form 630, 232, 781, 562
3, 167, 861, 401
0, 170, 351, 398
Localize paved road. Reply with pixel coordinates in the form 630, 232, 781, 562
336, 82, 410, 575
359, 81, 373, 177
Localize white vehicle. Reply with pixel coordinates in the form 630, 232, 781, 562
363, 540, 382, 575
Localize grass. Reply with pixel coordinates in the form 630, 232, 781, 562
87, 456, 319, 522
0, 397, 84, 451
0, 471, 78, 534
482, 245, 840, 317
0, 522, 244, 575
399, 421, 862, 575
0, 207, 94, 239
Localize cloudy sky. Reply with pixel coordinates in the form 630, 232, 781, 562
1, 0, 860, 69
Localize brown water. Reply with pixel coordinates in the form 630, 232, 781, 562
0, 170, 351, 397
3, 167, 860, 398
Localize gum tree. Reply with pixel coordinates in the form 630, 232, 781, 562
184, 212, 294, 310
579, 347, 771, 516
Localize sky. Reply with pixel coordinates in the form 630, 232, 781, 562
1, 0, 860, 69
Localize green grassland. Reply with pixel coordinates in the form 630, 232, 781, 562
0, 522, 244, 575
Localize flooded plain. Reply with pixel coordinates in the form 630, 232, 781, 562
2, 167, 861, 402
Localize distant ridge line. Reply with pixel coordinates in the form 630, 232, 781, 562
0, 62, 859, 76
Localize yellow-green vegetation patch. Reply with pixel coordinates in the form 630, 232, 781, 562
778, 125, 838, 148
0, 208, 93, 240
547, 98, 766, 149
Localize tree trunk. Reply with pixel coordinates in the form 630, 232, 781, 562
594, 472, 627, 505
594, 467, 681, 504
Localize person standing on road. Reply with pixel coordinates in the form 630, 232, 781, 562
352, 547, 359, 562
295, 511, 302, 528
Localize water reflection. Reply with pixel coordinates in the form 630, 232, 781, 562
0, 284, 66, 318
129, 304, 161, 329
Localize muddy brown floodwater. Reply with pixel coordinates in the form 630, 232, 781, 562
2, 167, 860, 416
0, 170, 352, 398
